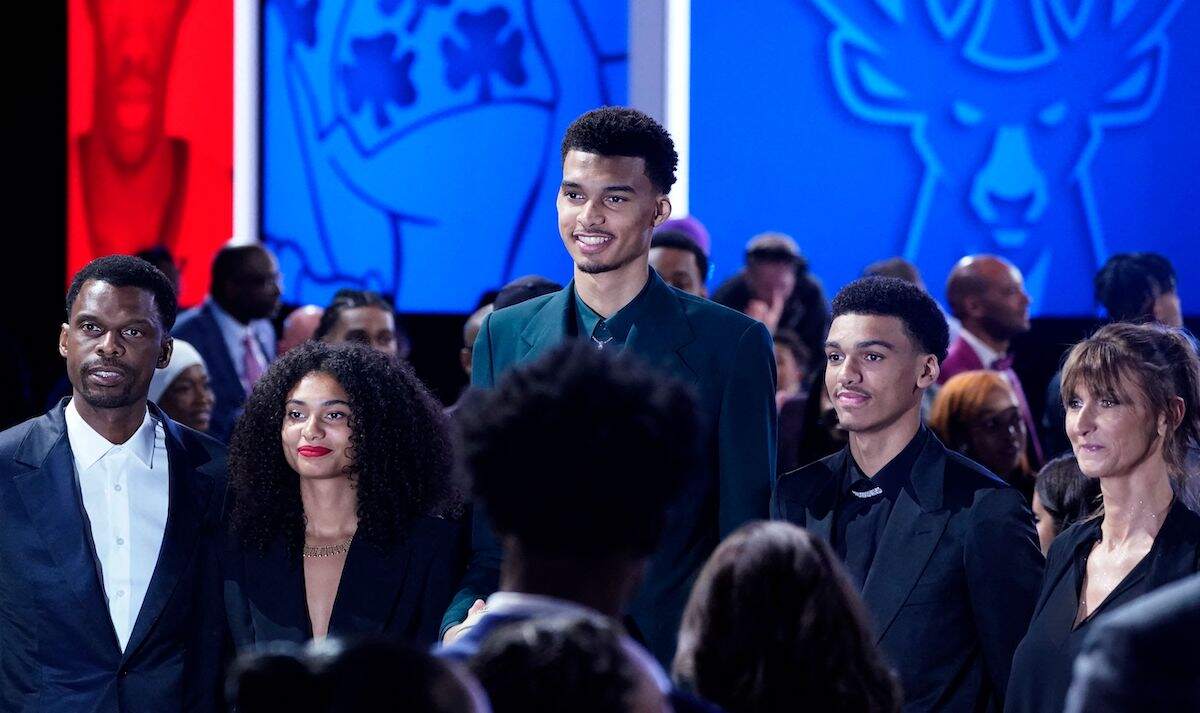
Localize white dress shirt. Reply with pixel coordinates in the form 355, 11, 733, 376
65, 400, 170, 651
208, 298, 270, 391
958, 327, 1004, 368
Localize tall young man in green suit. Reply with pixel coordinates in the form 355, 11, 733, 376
441, 107, 778, 664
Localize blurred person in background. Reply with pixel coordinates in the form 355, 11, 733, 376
1031, 455, 1099, 554
650, 230, 709, 298
314, 290, 404, 360
278, 305, 325, 355
929, 370, 1035, 503
147, 338, 213, 433
673, 521, 900, 713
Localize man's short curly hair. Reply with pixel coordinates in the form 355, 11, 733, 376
831, 276, 950, 363
228, 341, 458, 552
67, 254, 178, 330
458, 341, 699, 558
561, 107, 678, 194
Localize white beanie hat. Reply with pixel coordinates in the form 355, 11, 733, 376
149, 339, 207, 403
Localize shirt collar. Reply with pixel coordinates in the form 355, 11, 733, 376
844, 425, 928, 499
959, 328, 1005, 369
208, 297, 254, 336
573, 271, 654, 343
65, 398, 159, 470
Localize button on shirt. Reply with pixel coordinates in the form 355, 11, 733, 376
833, 427, 928, 589
574, 275, 654, 352
65, 400, 169, 651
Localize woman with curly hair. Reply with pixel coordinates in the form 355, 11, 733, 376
222, 341, 464, 649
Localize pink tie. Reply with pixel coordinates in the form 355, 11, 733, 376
242, 333, 264, 394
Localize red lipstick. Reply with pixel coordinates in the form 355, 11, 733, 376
298, 445, 332, 458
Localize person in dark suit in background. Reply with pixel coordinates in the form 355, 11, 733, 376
439, 342, 718, 713
0, 256, 227, 712
222, 342, 464, 650
1064, 572, 1200, 713
442, 107, 777, 666
173, 243, 282, 441
1006, 322, 1200, 713
773, 277, 1044, 713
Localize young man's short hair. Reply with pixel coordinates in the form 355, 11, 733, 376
1093, 252, 1178, 322
831, 277, 950, 363
561, 107, 678, 195
651, 230, 709, 279
66, 254, 179, 331
458, 341, 699, 558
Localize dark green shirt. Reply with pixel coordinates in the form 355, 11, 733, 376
573, 273, 654, 351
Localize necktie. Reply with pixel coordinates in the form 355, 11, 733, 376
992, 356, 1045, 465
242, 332, 265, 393
592, 319, 615, 350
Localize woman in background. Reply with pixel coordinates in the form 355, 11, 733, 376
1031, 454, 1100, 554
147, 339, 214, 432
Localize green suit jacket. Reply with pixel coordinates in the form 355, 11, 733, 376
443, 270, 777, 664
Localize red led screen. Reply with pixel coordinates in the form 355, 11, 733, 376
68, 0, 233, 307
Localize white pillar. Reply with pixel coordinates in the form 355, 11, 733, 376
232, 0, 259, 244
629, 0, 690, 217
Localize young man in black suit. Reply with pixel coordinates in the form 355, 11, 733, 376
0, 256, 227, 712
442, 107, 777, 665
772, 277, 1043, 712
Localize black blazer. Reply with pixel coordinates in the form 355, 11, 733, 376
772, 432, 1044, 713
1065, 572, 1200, 712
223, 516, 465, 650
0, 401, 228, 713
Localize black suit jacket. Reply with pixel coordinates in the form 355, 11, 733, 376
772, 432, 1044, 712
444, 271, 777, 665
173, 302, 274, 442
1065, 572, 1200, 713
0, 401, 228, 713
223, 516, 464, 650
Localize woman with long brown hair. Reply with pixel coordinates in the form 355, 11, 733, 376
1006, 323, 1200, 713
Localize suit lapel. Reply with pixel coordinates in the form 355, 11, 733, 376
860, 436, 951, 643
519, 287, 574, 361
805, 452, 845, 544
12, 406, 119, 649
624, 273, 697, 381
122, 414, 217, 660
198, 304, 242, 400
328, 537, 413, 637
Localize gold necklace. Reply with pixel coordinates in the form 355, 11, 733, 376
302, 534, 354, 558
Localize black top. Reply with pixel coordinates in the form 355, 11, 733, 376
574, 273, 654, 351
223, 516, 466, 651
833, 427, 927, 588
1005, 498, 1200, 713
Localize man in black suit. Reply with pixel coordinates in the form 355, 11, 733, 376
173, 244, 281, 441
441, 107, 777, 665
1064, 572, 1200, 713
0, 256, 227, 712
772, 277, 1043, 712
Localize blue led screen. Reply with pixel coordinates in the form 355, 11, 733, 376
262, 0, 627, 312
691, 0, 1196, 316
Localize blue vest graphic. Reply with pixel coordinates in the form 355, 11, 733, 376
262, 0, 626, 312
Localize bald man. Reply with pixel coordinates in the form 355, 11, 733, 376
941, 255, 1043, 467
278, 305, 324, 354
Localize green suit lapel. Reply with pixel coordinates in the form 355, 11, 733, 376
518, 286, 575, 361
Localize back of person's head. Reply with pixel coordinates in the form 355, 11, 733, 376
66, 254, 179, 331
650, 230, 710, 280
458, 342, 699, 559
225, 643, 325, 713
831, 276, 949, 363
1035, 455, 1100, 536
673, 522, 901, 713
493, 275, 563, 311
470, 615, 649, 713
862, 257, 922, 287
1094, 252, 1178, 322
561, 107, 678, 195
322, 639, 488, 713
1061, 322, 1200, 481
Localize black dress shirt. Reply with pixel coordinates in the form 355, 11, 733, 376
574, 273, 654, 351
1006, 498, 1200, 713
833, 426, 928, 588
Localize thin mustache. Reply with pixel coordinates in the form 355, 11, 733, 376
83, 360, 129, 375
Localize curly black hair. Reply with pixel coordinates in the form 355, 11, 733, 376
457, 341, 699, 558
561, 107, 678, 194
228, 341, 458, 552
470, 615, 638, 713
67, 254, 178, 330
831, 276, 950, 363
